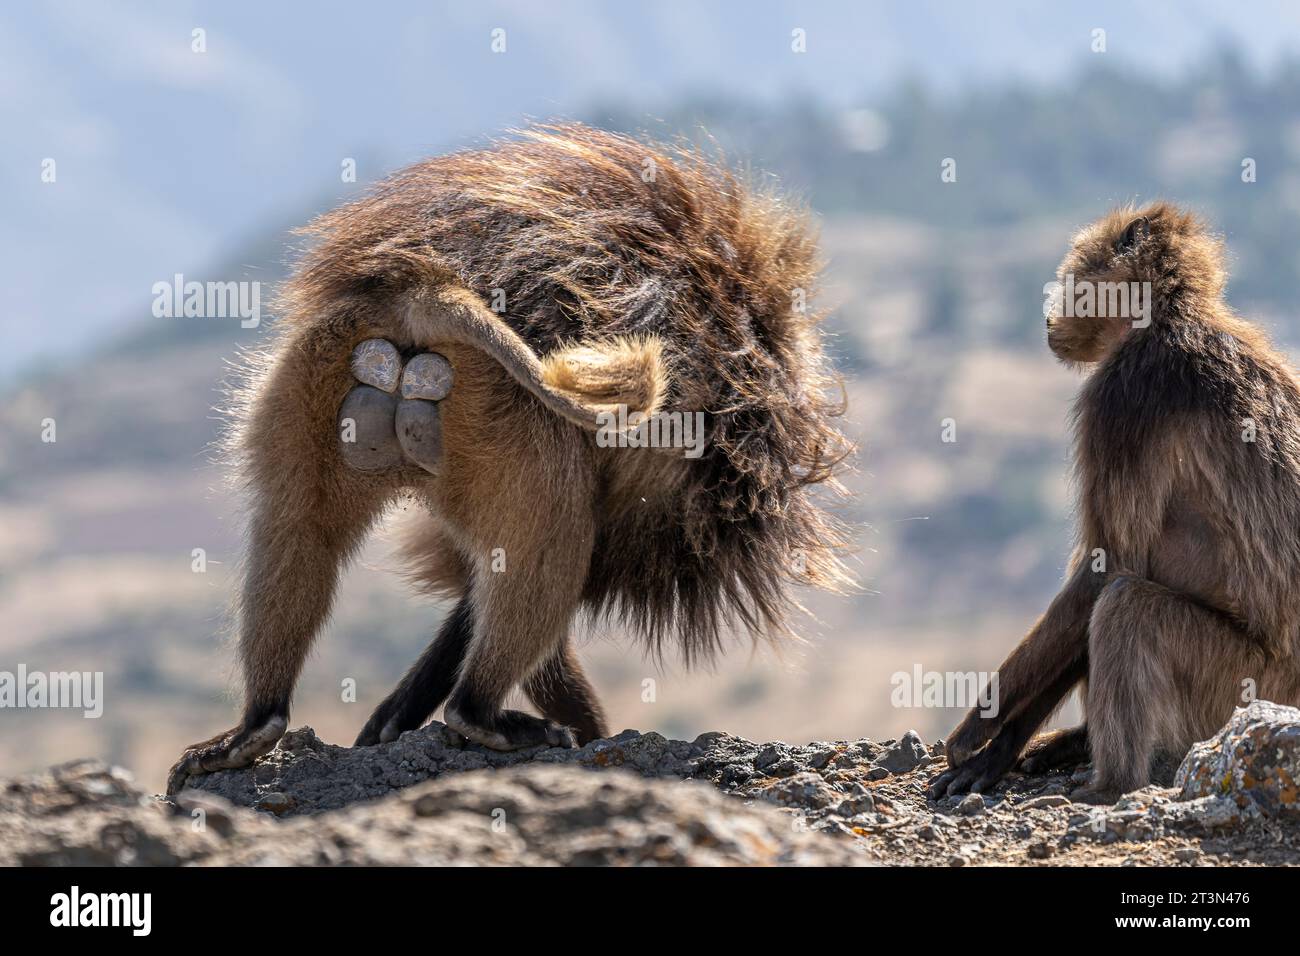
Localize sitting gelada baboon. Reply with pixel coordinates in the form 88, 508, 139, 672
933, 202, 1300, 802
168, 124, 854, 793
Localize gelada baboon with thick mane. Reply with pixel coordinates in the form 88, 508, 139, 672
932, 202, 1300, 801
168, 124, 853, 793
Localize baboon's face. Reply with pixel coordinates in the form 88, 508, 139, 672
1046, 208, 1156, 365
1046, 203, 1226, 366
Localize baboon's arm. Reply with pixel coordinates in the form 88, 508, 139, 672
929, 557, 1106, 796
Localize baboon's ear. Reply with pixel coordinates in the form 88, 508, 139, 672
1114, 216, 1150, 255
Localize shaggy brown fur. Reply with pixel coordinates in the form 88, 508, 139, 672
932, 202, 1300, 800
168, 124, 852, 791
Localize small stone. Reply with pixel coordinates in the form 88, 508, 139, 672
854, 739, 882, 760
400, 352, 454, 401
947, 853, 967, 867
1027, 839, 1054, 859
808, 748, 836, 770
1019, 794, 1072, 811
720, 765, 752, 787
254, 792, 294, 815
753, 744, 785, 770
351, 338, 402, 392
1174, 847, 1200, 862
957, 793, 986, 816
337, 385, 401, 471
395, 399, 443, 474
835, 792, 876, 817
865, 766, 890, 781
917, 824, 939, 841
875, 730, 928, 774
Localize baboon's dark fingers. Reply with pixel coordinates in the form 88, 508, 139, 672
943, 707, 1002, 768
930, 728, 1025, 798
927, 766, 963, 799
444, 700, 578, 751
166, 712, 287, 795
354, 596, 475, 747
1018, 725, 1090, 774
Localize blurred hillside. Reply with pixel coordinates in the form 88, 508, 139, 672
6, 52, 1300, 788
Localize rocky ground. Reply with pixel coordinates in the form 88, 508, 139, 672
4, 702, 1298, 866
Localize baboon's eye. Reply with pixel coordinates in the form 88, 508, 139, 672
1114, 216, 1150, 255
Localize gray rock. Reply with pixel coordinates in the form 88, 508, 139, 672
808, 748, 836, 770
400, 352, 454, 401
957, 793, 986, 816
1174, 700, 1300, 819
754, 772, 839, 811
0, 761, 870, 867
1027, 839, 1054, 859
875, 729, 928, 774
350, 338, 402, 393
337, 385, 401, 471
1018, 794, 1071, 811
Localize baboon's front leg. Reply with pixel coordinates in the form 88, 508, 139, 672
167, 324, 405, 794
929, 560, 1104, 797
930, 656, 1085, 796
525, 640, 610, 745
355, 592, 475, 745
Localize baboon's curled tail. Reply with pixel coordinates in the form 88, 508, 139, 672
414, 285, 667, 429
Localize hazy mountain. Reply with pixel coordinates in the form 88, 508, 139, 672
7, 0, 1300, 376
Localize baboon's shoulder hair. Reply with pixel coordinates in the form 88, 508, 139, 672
284, 123, 856, 663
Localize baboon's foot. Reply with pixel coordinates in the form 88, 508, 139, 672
339, 340, 452, 475
1069, 782, 1122, 805
166, 712, 288, 795
444, 704, 578, 751
928, 729, 1021, 799
355, 692, 422, 747
1018, 725, 1090, 774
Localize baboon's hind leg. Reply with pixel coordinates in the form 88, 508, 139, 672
168, 315, 408, 794
1018, 724, 1090, 774
1084, 575, 1265, 799
444, 562, 590, 750
355, 593, 474, 746
525, 640, 609, 745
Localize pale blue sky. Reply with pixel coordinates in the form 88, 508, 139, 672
4, 0, 1298, 377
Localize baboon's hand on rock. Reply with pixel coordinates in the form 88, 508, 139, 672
166, 714, 287, 795
942, 707, 1002, 770
928, 721, 1019, 799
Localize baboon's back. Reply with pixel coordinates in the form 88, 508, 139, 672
290, 123, 854, 663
